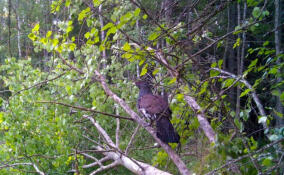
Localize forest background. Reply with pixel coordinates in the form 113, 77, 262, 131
0, 0, 283, 174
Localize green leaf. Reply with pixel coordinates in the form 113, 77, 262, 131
122, 42, 131, 51
240, 89, 251, 97
211, 62, 217, 68
68, 43, 76, 51
268, 67, 278, 75
46, 31, 52, 38
84, 32, 90, 39
263, 41, 269, 47
28, 33, 36, 41
93, 0, 102, 7
222, 79, 234, 88
234, 118, 241, 130
134, 8, 141, 17
262, 157, 272, 166
233, 38, 241, 48
168, 77, 177, 85
252, 7, 261, 18
152, 68, 159, 75
120, 12, 133, 22
140, 64, 148, 76
143, 14, 148, 20
78, 7, 90, 21
102, 23, 114, 31
248, 59, 258, 68
107, 27, 117, 36
32, 23, 40, 33
0, 112, 4, 124
176, 94, 184, 101
148, 32, 160, 41
65, 0, 71, 7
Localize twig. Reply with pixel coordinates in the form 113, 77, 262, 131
125, 124, 141, 155
206, 138, 284, 175
36, 101, 133, 121
0, 162, 45, 175
212, 68, 267, 129
11, 71, 66, 98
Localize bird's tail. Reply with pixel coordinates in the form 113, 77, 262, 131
156, 117, 180, 143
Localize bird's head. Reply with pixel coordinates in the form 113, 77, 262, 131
135, 80, 150, 89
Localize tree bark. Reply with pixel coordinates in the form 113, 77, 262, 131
84, 115, 172, 175
15, 0, 22, 58
8, 0, 12, 57
274, 0, 283, 125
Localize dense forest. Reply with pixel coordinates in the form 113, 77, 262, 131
0, 0, 283, 174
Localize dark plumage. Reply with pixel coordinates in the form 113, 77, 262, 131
135, 81, 180, 143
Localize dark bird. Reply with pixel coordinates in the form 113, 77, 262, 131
135, 81, 180, 144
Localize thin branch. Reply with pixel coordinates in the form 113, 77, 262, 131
212, 68, 267, 129
36, 101, 133, 121
206, 137, 284, 175
116, 118, 120, 148
82, 156, 110, 169
58, 54, 84, 74
84, 115, 116, 147
125, 124, 141, 155
89, 161, 119, 175
0, 163, 45, 175
11, 71, 67, 98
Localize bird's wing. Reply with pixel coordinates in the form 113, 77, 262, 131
138, 94, 169, 115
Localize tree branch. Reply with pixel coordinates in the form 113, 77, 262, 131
206, 137, 284, 175
36, 101, 133, 121
212, 68, 267, 129
0, 163, 45, 175
184, 95, 216, 143
94, 69, 192, 175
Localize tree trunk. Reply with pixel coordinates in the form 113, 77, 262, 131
8, 0, 12, 57
274, 0, 283, 125
15, 0, 22, 58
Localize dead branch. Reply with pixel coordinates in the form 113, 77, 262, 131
84, 115, 173, 175
0, 163, 45, 175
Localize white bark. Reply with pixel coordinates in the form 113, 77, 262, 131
83, 115, 172, 175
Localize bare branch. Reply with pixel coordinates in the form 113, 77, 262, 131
0, 163, 45, 175
12, 71, 67, 98
84, 115, 116, 147
36, 101, 133, 121
125, 124, 141, 155
84, 115, 173, 174
89, 161, 119, 175
184, 95, 216, 143
82, 156, 110, 169
116, 118, 120, 148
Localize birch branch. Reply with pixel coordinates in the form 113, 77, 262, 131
184, 95, 216, 143
84, 114, 173, 175
0, 163, 45, 175
94, 69, 192, 175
